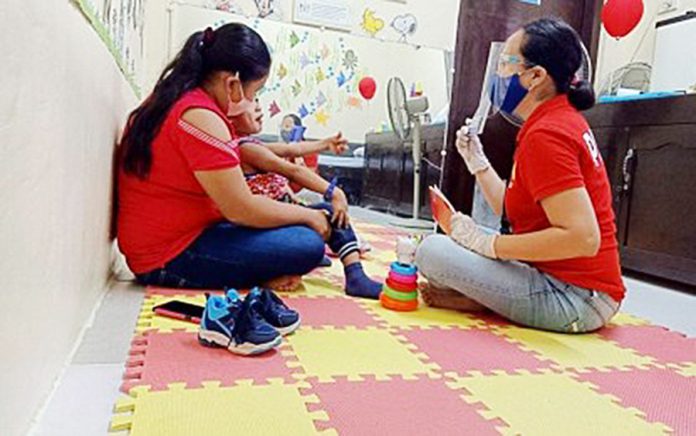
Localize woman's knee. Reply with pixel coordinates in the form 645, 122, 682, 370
415, 234, 459, 278
285, 226, 325, 272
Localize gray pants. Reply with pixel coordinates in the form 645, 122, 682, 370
415, 235, 620, 333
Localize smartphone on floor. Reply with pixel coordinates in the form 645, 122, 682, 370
152, 300, 204, 324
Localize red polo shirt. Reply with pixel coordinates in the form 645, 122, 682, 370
117, 88, 241, 274
504, 95, 625, 301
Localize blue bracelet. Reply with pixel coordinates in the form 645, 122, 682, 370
324, 177, 338, 202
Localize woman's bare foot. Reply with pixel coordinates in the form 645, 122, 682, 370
420, 283, 489, 312
264, 275, 303, 292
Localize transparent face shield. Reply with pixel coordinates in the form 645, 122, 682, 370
469, 40, 593, 131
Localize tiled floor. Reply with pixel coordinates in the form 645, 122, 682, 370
31, 208, 696, 435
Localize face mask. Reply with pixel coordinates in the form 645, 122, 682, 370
226, 78, 256, 119
490, 73, 529, 116
280, 129, 293, 143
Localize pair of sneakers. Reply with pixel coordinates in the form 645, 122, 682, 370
198, 288, 300, 356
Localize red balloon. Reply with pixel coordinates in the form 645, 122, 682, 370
358, 77, 377, 100
602, 0, 644, 38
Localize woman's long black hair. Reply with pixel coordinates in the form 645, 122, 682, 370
121, 23, 271, 178
521, 18, 596, 111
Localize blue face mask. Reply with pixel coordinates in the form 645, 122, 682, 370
490, 73, 529, 116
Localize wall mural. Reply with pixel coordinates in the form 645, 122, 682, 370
73, 0, 147, 93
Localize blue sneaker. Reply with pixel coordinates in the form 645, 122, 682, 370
198, 292, 281, 355
235, 288, 301, 336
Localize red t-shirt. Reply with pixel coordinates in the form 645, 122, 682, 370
504, 95, 625, 301
117, 88, 241, 274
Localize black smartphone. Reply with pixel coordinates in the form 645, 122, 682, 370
152, 300, 205, 324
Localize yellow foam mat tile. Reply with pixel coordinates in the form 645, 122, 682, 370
285, 326, 440, 382
608, 312, 652, 326
136, 295, 206, 333
358, 299, 487, 330
494, 326, 656, 371
278, 277, 347, 299
110, 380, 335, 435
447, 372, 671, 436
675, 362, 696, 378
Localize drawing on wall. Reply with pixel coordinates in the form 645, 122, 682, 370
391, 13, 418, 43
73, 0, 146, 93
361, 9, 385, 37
254, 0, 282, 19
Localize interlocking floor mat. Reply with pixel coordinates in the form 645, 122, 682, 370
110, 222, 696, 435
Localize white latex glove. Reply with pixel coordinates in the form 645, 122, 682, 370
449, 212, 498, 259
456, 119, 491, 175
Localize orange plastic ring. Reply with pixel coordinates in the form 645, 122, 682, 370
380, 292, 419, 311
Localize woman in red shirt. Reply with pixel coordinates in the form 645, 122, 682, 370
117, 23, 332, 291
416, 18, 624, 333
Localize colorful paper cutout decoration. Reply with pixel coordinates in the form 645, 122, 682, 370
292, 80, 303, 97
601, 0, 644, 38
337, 71, 347, 87
391, 13, 418, 43
268, 101, 281, 117
290, 31, 300, 48
358, 76, 377, 100
300, 52, 311, 69
361, 9, 385, 37
315, 68, 326, 83
277, 63, 288, 80
342, 50, 358, 70
410, 82, 424, 97
347, 96, 362, 109
298, 104, 309, 118
316, 91, 327, 107
314, 109, 329, 126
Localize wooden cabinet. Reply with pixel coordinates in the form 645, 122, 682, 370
586, 96, 696, 289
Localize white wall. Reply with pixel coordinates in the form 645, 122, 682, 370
0, 1, 137, 435
595, 1, 696, 89
142, 0, 460, 95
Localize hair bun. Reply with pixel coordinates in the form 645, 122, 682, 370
568, 79, 596, 111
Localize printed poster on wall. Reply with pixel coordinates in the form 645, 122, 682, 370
72, 0, 147, 94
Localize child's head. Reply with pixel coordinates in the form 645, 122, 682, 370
280, 114, 303, 142
122, 23, 271, 178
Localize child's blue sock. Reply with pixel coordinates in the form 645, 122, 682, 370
344, 262, 382, 299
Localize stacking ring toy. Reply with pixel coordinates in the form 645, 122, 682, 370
380, 292, 419, 312
391, 262, 417, 276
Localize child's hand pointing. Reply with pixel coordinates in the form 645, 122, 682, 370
322, 132, 348, 155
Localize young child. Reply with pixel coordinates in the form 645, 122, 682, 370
231, 105, 382, 299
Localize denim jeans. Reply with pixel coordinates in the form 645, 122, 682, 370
136, 222, 325, 289
415, 235, 620, 333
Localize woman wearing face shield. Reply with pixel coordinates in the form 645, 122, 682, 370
415, 18, 624, 333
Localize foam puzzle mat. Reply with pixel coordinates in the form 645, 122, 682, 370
111, 221, 696, 435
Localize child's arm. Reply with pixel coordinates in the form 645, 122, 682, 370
265, 132, 348, 158
240, 143, 350, 227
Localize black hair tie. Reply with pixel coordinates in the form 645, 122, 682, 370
200, 27, 216, 50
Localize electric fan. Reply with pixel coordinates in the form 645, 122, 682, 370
386, 76, 429, 221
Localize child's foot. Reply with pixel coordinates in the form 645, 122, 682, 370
344, 263, 382, 299
420, 283, 488, 312
264, 275, 303, 292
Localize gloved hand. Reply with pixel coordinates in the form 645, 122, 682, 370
450, 212, 498, 259
456, 119, 491, 175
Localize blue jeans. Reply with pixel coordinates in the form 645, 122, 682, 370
415, 235, 620, 333
136, 222, 325, 289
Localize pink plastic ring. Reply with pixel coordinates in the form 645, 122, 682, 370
388, 270, 418, 285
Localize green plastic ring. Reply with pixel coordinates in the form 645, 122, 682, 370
383, 285, 418, 302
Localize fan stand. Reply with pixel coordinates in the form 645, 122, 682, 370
390, 115, 433, 230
